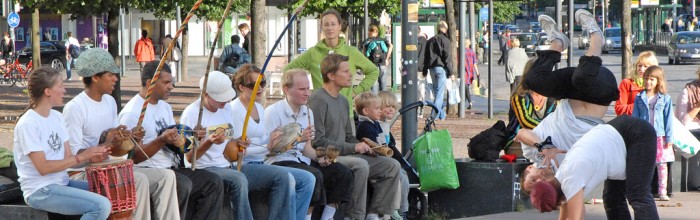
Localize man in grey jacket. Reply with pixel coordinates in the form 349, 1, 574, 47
506, 38, 529, 92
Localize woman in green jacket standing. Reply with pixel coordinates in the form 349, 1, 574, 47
285, 9, 379, 116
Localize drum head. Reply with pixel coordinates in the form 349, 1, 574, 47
87, 158, 132, 168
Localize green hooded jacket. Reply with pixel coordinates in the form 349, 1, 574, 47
285, 37, 379, 116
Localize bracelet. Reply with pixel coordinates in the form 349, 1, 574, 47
534, 136, 554, 152
74, 155, 81, 164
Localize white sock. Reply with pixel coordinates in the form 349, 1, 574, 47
305, 214, 312, 220
321, 205, 336, 220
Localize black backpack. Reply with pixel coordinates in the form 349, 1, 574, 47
69, 44, 81, 58
468, 120, 507, 162
224, 52, 241, 69
364, 38, 387, 64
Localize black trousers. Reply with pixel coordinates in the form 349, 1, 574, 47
273, 160, 326, 207
604, 115, 660, 220
174, 168, 224, 220
524, 50, 619, 106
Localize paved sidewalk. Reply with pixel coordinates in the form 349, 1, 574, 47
458, 191, 700, 220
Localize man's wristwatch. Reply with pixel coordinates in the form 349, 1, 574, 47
534, 136, 554, 152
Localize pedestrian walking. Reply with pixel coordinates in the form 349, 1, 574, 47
133, 30, 155, 72
423, 21, 454, 120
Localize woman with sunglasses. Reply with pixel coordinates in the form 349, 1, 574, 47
229, 64, 316, 220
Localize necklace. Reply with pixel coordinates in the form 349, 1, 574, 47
532, 95, 546, 111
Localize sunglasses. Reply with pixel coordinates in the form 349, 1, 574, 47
244, 79, 267, 89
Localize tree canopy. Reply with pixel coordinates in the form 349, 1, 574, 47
278, 0, 402, 19
477, 2, 525, 24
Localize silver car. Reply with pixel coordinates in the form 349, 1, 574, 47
668, 31, 700, 65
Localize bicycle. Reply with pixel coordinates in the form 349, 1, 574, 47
0, 56, 33, 87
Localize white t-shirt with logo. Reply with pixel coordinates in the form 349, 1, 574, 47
14, 109, 71, 199
230, 99, 269, 163
555, 124, 627, 200
118, 95, 177, 169
63, 92, 120, 170
180, 98, 234, 168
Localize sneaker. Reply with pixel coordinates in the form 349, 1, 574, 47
538, 15, 569, 50
659, 194, 670, 201
389, 211, 403, 220
366, 213, 381, 220
575, 9, 601, 34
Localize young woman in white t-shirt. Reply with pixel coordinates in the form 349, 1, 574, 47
13, 67, 112, 219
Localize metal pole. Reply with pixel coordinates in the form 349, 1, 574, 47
568, 0, 573, 66
592, 0, 596, 21
401, 0, 418, 154
93, 16, 97, 48
673, 0, 677, 32
9, 2, 14, 54
469, 2, 476, 50
488, 0, 493, 119
176, 3, 182, 82
120, 7, 126, 77
458, 0, 466, 118
602, 0, 606, 32
556, 0, 562, 69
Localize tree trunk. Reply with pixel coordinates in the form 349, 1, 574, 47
445, 0, 458, 76
251, 0, 267, 67
621, 0, 632, 79
31, 9, 41, 70
107, 9, 122, 110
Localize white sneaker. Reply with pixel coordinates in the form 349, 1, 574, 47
538, 14, 570, 50
575, 9, 601, 34
366, 213, 381, 220
659, 194, 671, 201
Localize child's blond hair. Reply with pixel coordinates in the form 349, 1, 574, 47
354, 92, 381, 116
378, 91, 398, 108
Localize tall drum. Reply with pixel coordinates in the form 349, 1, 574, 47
85, 159, 137, 219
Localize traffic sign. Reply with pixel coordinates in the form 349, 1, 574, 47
8, 12, 19, 28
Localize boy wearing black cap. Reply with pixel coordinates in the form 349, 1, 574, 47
516, 9, 618, 192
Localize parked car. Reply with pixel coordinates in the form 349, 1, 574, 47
17, 41, 67, 71
511, 33, 539, 56
505, 24, 521, 33
577, 31, 590, 49
498, 24, 509, 34
602, 27, 635, 54
536, 35, 568, 60
492, 24, 502, 34
529, 22, 542, 33
667, 31, 700, 65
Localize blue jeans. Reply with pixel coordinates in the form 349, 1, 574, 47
204, 167, 253, 220
430, 66, 447, 119
276, 165, 315, 220
241, 163, 294, 220
26, 180, 111, 220
372, 64, 388, 93
66, 58, 75, 80
604, 115, 660, 220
